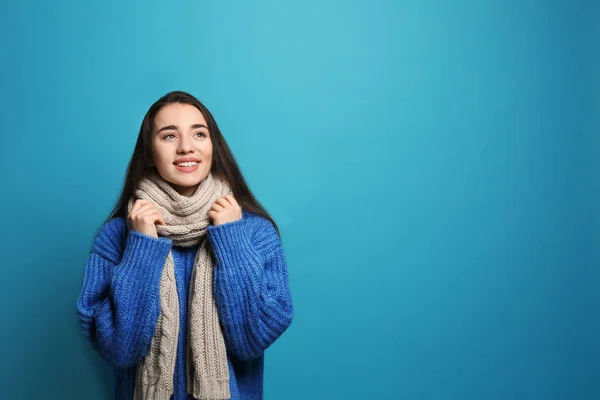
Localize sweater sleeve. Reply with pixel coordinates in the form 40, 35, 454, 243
76, 220, 173, 368
207, 215, 294, 361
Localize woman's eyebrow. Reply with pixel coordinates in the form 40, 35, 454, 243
156, 124, 178, 134
156, 123, 208, 134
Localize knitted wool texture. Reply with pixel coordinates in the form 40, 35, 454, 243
129, 171, 231, 400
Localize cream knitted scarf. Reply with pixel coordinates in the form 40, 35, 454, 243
129, 171, 231, 400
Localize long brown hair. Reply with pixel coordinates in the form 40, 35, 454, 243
106, 91, 279, 235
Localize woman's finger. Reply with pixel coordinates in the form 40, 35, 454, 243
215, 197, 230, 208
136, 208, 165, 225
225, 195, 239, 208
211, 203, 225, 212
130, 203, 153, 219
143, 210, 166, 225
129, 199, 148, 216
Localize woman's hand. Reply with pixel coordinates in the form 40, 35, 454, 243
128, 199, 166, 238
208, 195, 243, 226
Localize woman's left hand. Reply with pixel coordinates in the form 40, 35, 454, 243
208, 195, 243, 226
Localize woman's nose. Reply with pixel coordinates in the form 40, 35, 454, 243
177, 136, 193, 153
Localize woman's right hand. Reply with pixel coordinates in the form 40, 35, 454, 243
128, 199, 166, 238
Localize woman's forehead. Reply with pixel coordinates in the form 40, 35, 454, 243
155, 103, 207, 126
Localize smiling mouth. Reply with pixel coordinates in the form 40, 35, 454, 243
174, 160, 200, 173
175, 161, 198, 167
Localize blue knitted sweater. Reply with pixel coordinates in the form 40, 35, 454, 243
76, 211, 293, 399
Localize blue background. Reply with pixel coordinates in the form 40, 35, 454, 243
0, 1, 598, 399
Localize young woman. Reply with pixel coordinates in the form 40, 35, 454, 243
76, 91, 294, 400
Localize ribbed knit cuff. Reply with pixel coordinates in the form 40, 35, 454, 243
121, 230, 173, 267
207, 218, 263, 325
207, 218, 253, 263
111, 230, 173, 330
113, 230, 172, 285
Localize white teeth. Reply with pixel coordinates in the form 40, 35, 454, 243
177, 162, 198, 167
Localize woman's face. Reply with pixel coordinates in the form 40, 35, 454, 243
151, 103, 213, 196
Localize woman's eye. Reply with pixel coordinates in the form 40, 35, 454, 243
195, 132, 206, 138
163, 133, 176, 140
